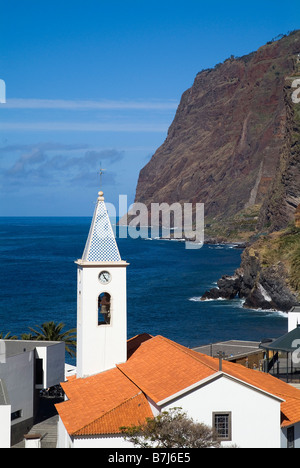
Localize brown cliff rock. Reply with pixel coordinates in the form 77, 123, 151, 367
296, 205, 300, 228
134, 31, 300, 237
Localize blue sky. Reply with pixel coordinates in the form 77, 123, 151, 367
0, 0, 299, 216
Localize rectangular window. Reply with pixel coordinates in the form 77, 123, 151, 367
35, 358, 43, 385
287, 426, 295, 449
213, 412, 232, 441
11, 409, 22, 421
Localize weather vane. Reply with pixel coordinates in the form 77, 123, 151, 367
99, 163, 106, 191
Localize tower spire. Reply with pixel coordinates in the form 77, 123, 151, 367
81, 168, 121, 262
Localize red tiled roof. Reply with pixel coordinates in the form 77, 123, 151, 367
117, 335, 217, 403
72, 392, 152, 436
56, 334, 300, 436
56, 367, 151, 436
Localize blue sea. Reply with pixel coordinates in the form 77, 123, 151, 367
0, 217, 288, 365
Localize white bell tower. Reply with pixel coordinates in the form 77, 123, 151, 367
76, 190, 128, 378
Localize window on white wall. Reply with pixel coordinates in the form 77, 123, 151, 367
213, 412, 232, 441
98, 293, 111, 325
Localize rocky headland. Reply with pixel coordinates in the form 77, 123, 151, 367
202, 226, 300, 311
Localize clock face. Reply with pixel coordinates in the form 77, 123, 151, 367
99, 271, 111, 284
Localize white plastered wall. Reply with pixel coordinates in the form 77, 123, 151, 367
77, 262, 127, 378
162, 374, 282, 449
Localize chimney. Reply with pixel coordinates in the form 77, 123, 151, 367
217, 351, 225, 371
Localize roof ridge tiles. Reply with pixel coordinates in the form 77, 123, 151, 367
157, 335, 220, 372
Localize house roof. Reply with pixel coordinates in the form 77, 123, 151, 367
117, 335, 218, 403
56, 334, 300, 436
72, 392, 152, 437
259, 326, 300, 353
56, 366, 152, 436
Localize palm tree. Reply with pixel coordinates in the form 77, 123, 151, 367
29, 321, 76, 358
0, 332, 18, 339
20, 333, 37, 340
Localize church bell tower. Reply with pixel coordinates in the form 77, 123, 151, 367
76, 189, 128, 378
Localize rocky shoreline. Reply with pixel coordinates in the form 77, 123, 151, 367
201, 237, 299, 312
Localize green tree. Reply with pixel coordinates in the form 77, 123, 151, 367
0, 332, 18, 339
29, 321, 76, 357
20, 333, 37, 340
121, 407, 221, 449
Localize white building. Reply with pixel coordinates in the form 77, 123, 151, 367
0, 339, 65, 447
288, 306, 300, 332
56, 190, 300, 449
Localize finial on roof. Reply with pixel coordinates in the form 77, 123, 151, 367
98, 190, 104, 201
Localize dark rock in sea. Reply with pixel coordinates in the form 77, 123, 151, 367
201, 288, 222, 301
217, 274, 242, 299
201, 274, 242, 301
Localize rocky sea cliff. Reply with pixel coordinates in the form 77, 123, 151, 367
202, 226, 300, 311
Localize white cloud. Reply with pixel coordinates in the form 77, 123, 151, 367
0, 143, 124, 188
0, 121, 169, 132
3, 98, 178, 110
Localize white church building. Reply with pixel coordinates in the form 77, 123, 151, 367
56, 190, 300, 449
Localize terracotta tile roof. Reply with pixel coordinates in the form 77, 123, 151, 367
119, 335, 300, 427
56, 334, 300, 436
117, 335, 217, 403
73, 392, 153, 436
56, 367, 150, 436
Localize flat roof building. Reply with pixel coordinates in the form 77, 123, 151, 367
0, 339, 65, 447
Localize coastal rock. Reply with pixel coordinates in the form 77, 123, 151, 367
217, 274, 242, 299
201, 288, 221, 301
201, 274, 242, 301
243, 283, 277, 311
202, 234, 300, 312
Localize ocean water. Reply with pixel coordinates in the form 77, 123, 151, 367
0, 217, 288, 365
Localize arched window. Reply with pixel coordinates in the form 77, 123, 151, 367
98, 292, 111, 325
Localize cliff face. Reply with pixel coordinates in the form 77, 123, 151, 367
133, 31, 300, 311
134, 31, 300, 239
257, 73, 300, 232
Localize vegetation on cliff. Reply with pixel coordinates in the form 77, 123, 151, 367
252, 225, 300, 297
201, 224, 300, 311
